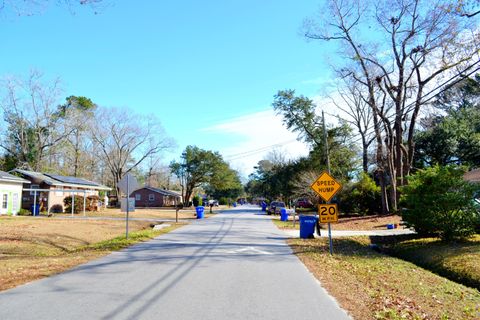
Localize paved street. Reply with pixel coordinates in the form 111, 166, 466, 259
0, 206, 350, 320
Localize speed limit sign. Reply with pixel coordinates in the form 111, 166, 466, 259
318, 204, 338, 223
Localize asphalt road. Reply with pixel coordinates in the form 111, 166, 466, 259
0, 206, 350, 320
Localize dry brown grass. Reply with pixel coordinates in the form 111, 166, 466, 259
0, 216, 183, 291
54, 206, 221, 219
289, 237, 480, 320
274, 214, 405, 231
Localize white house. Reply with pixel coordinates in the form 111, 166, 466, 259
0, 171, 30, 215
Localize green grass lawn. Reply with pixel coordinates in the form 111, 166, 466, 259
272, 218, 300, 230
378, 235, 480, 291
79, 224, 183, 252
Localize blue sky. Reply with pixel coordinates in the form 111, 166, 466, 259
1, 0, 334, 176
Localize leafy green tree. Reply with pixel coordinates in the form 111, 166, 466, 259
273, 90, 359, 181
245, 160, 275, 200
415, 76, 480, 168
400, 165, 479, 241
273, 90, 323, 145
338, 172, 381, 215
207, 162, 243, 201
170, 146, 237, 206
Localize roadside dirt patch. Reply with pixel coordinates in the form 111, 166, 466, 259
331, 214, 405, 231
274, 214, 405, 231
54, 207, 220, 219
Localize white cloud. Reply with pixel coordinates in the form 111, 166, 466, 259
201, 109, 311, 177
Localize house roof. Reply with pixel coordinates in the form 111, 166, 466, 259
464, 169, 480, 183
133, 186, 181, 197
0, 170, 30, 184
11, 169, 111, 191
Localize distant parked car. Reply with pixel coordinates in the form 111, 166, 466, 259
268, 201, 286, 215
208, 200, 219, 207
295, 198, 314, 208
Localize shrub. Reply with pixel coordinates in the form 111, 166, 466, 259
219, 197, 228, 205
338, 172, 381, 215
50, 204, 63, 213
400, 165, 480, 241
17, 208, 31, 216
63, 195, 85, 214
192, 195, 202, 207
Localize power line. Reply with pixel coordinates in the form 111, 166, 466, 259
224, 139, 299, 161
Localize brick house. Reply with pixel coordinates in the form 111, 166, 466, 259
130, 187, 181, 207
11, 169, 111, 213
464, 169, 480, 183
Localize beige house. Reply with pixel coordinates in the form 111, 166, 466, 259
11, 169, 111, 213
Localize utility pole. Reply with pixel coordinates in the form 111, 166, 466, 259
322, 110, 333, 255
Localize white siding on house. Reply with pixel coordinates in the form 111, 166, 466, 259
0, 181, 24, 215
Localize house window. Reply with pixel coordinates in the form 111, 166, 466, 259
2, 194, 7, 209
135, 194, 141, 201
148, 194, 155, 201
30, 184, 39, 196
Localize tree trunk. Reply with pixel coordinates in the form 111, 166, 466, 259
361, 135, 369, 173
372, 100, 389, 214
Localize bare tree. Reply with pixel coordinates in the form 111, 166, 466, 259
90, 107, 174, 195
0, 71, 72, 171
291, 170, 322, 206
266, 148, 287, 166
0, 0, 107, 16
330, 79, 376, 173
144, 154, 173, 189
305, 0, 480, 210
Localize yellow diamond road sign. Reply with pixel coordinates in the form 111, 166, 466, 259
311, 171, 342, 202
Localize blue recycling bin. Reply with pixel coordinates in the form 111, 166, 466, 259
31, 204, 40, 216
233, 202, 237, 207
261, 202, 267, 211
196, 206, 205, 219
299, 215, 317, 239
280, 208, 289, 221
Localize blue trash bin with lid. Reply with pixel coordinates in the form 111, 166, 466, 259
31, 204, 40, 216
280, 208, 289, 221
196, 206, 205, 219
261, 202, 267, 211
299, 215, 317, 239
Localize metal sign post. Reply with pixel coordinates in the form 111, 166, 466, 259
126, 174, 129, 239
323, 110, 334, 255
118, 173, 139, 240
309, 111, 343, 255
33, 190, 37, 216
71, 191, 74, 217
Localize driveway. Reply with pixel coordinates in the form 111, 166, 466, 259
0, 206, 350, 320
